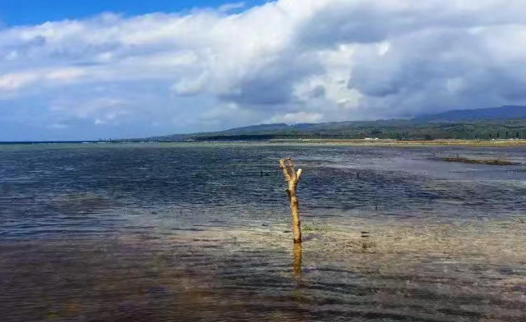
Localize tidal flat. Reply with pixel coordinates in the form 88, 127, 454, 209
1, 143, 526, 321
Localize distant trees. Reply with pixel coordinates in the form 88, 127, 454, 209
182, 119, 526, 142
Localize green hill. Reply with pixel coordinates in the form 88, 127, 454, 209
143, 106, 526, 141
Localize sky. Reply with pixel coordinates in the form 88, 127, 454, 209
1, 0, 526, 141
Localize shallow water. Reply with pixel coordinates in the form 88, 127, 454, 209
1, 143, 526, 321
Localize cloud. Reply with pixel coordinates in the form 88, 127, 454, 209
218, 2, 246, 13
268, 111, 324, 124
2, 0, 526, 140
48, 123, 68, 129
0, 67, 85, 93
0, 72, 39, 91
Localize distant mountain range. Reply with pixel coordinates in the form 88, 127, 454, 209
144, 105, 526, 141
415, 105, 526, 122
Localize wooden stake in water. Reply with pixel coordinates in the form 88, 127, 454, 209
280, 158, 303, 244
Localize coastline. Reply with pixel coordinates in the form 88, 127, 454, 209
267, 138, 526, 147
4, 138, 526, 149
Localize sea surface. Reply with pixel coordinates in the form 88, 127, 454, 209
1, 143, 526, 321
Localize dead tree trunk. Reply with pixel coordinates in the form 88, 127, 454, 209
293, 243, 302, 279
280, 158, 302, 244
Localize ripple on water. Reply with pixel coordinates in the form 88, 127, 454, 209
1, 144, 526, 321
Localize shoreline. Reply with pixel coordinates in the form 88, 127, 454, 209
267, 138, 526, 147
3, 138, 526, 148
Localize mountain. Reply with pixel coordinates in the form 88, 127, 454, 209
414, 105, 526, 122
220, 123, 290, 134
141, 105, 526, 142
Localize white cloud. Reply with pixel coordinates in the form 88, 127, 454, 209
268, 112, 324, 124
0, 72, 38, 91
3, 0, 526, 140
51, 97, 131, 121
219, 2, 246, 13
0, 67, 85, 93
48, 123, 68, 129
46, 68, 86, 81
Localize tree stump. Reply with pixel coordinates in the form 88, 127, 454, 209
279, 158, 302, 244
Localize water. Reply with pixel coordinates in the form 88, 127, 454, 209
1, 143, 526, 321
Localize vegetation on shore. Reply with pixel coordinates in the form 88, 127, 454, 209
144, 118, 526, 143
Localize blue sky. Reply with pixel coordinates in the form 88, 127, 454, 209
0, 0, 267, 25
1, 0, 526, 141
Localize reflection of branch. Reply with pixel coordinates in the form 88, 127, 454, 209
280, 158, 304, 281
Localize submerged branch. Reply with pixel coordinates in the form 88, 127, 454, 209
441, 157, 519, 166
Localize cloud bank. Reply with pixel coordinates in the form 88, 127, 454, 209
2, 0, 526, 140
